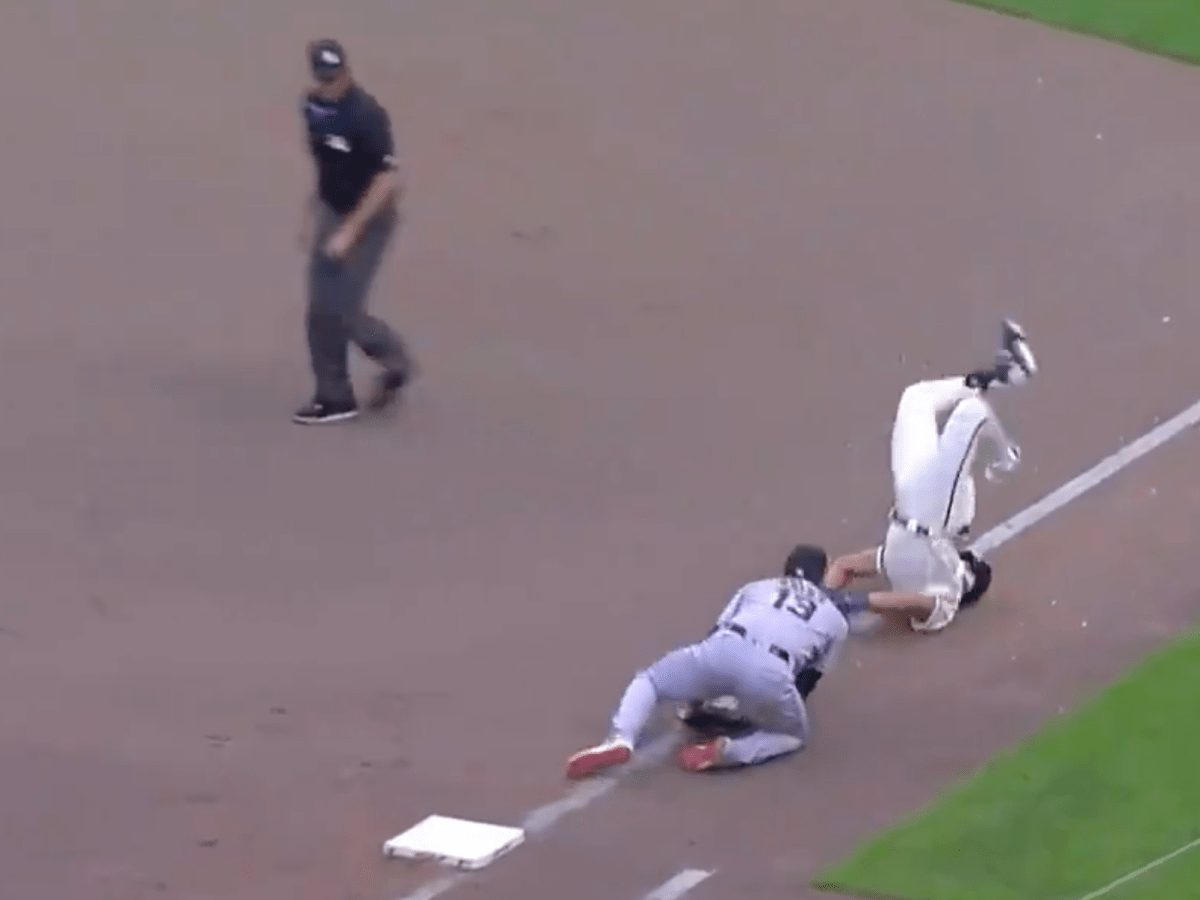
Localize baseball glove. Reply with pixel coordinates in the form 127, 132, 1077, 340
676, 702, 758, 739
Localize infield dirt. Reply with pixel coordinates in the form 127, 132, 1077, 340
2, 1, 1199, 898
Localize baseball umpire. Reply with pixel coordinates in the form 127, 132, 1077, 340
294, 38, 415, 425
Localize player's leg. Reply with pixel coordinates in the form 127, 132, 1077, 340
912, 394, 1017, 535
897, 394, 1014, 627
890, 377, 977, 490
876, 527, 965, 633
566, 641, 723, 780
678, 664, 810, 772
934, 394, 1011, 610
891, 318, 1038, 494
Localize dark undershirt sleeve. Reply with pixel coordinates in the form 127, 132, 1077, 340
825, 589, 871, 617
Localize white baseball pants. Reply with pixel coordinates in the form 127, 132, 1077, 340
879, 377, 1016, 626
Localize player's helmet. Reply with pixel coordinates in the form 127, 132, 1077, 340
783, 544, 828, 584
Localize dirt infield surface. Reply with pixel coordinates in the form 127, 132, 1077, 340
3, 1, 1200, 899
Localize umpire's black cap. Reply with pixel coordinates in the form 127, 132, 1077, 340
783, 544, 828, 584
309, 38, 349, 82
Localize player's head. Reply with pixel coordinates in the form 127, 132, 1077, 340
783, 544, 828, 584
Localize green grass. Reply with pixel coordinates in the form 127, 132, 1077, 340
813, 627, 1200, 900
1096, 842, 1200, 900
948, 0, 1200, 66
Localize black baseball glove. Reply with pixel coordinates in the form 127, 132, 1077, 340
677, 666, 823, 738
677, 702, 758, 739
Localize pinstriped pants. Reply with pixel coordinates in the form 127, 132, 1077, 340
884, 376, 1016, 603
890, 376, 1014, 542
609, 631, 810, 767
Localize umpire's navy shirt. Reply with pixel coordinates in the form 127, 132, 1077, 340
303, 85, 396, 216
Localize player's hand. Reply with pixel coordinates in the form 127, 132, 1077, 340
324, 226, 356, 261
984, 443, 1021, 483
823, 562, 850, 589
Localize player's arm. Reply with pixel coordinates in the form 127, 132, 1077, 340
826, 579, 939, 625
794, 625, 850, 699
861, 589, 940, 621
823, 547, 880, 589
340, 104, 403, 243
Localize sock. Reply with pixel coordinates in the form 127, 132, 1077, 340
964, 368, 999, 391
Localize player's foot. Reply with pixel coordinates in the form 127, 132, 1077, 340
964, 318, 1038, 391
908, 592, 959, 633
292, 397, 359, 425
996, 318, 1037, 385
678, 737, 730, 772
565, 737, 633, 780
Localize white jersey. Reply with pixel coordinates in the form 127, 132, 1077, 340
715, 577, 849, 674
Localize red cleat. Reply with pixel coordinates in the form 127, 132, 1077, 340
565, 738, 633, 780
678, 737, 729, 772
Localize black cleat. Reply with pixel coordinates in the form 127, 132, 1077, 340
965, 318, 1038, 391
996, 318, 1038, 384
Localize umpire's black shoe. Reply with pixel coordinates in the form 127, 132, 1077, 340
292, 397, 359, 425
366, 367, 412, 412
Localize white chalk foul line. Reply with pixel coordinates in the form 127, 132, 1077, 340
393, 397, 1200, 900
1071, 835, 1200, 900
391, 734, 677, 900
643, 868, 715, 900
971, 399, 1200, 556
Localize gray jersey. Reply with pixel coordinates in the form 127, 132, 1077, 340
715, 576, 850, 674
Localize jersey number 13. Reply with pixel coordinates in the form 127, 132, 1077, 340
773, 582, 818, 621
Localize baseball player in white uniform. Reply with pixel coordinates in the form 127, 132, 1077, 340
823, 318, 1038, 632
566, 545, 891, 777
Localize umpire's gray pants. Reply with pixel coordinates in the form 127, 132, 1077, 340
307, 203, 411, 405
609, 631, 810, 767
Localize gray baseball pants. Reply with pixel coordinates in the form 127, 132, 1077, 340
307, 203, 412, 405
609, 630, 810, 767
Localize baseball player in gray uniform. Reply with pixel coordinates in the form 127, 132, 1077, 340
566, 545, 879, 777
824, 318, 1038, 632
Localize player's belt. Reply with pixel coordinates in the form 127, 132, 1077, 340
890, 507, 934, 536
890, 507, 970, 539
714, 622, 794, 668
